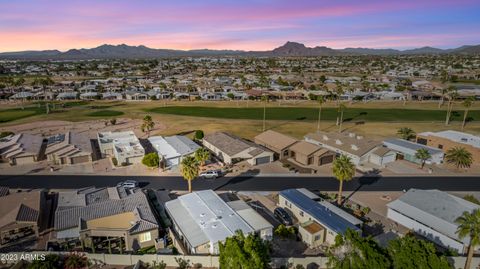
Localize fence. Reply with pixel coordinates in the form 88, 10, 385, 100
2, 251, 479, 268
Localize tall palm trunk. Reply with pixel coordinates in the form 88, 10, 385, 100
317, 105, 322, 132
188, 179, 192, 193
445, 101, 453, 125
338, 108, 344, 133
462, 108, 469, 131
465, 242, 474, 269
337, 179, 344, 205
263, 99, 266, 131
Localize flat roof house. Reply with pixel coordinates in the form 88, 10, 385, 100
387, 189, 479, 254
417, 130, 480, 163
203, 132, 273, 166
254, 130, 298, 160
0, 189, 47, 246
305, 132, 379, 166
383, 138, 444, 165
148, 135, 200, 169
279, 189, 362, 246
97, 131, 145, 165
55, 187, 159, 252
45, 132, 93, 165
0, 133, 43, 165
165, 190, 273, 254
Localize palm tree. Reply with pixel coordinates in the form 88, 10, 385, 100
261, 95, 268, 131
180, 156, 199, 193
462, 97, 474, 131
338, 103, 346, 133
194, 147, 210, 167
456, 209, 480, 269
414, 148, 431, 169
332, 155, 355, 205
445, 86, 457, 126
446, 147, 473, 170
397, 127, 416, 141
316, 95, 325, 132
141, 115, 155, 137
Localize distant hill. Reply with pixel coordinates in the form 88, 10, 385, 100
1, 41, 479, 60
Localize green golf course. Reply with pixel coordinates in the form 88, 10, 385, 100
147, 106, 479, 122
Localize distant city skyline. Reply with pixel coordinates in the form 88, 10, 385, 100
1, 0, 480, 52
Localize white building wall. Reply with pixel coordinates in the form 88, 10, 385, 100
387, 208, 465, 253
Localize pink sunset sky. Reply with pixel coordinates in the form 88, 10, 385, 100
1, 0, 479, 52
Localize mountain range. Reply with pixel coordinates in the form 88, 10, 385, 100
1, 41, 479, 60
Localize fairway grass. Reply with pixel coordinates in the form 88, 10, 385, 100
0, 107, 46, 123
146, 106, 479, 122
87, 110, 124, 117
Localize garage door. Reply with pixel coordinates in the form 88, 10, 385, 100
319, 155, 334, 165
71, 155, 90, 164
255, 156, 271, 165
14, 156, 35, 165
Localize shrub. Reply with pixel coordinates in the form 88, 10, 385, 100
150, 260, 167, 269
194, 130, 204, 140
0, 131, 14, 138
110, 118, 117, 125
275, 224, 296, 239
174, 257, 190, 269
111, 157, 118, 166
142, 152, 160, 167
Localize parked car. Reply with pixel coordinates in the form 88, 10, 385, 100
274, 207, 293, 226
199, 170, 221, 179
116, 180, 139, 188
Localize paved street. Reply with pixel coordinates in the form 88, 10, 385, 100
0, 174, 479, 192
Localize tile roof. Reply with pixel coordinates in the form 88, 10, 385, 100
305, 131, 379, 157
254, 130, 298, 152
55, 187, 158, 235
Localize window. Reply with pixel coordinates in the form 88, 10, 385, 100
283, 150, 289, 157
300, 211, 304, 217
139, 232, 151, 243
438, 144, 443, 149
314, 235, 321, 241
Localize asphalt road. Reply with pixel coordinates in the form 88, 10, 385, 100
0, 174, 480, 192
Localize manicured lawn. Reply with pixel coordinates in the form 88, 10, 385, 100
87, 110, 124, 117
0, 107, 46, 123
147, 106, 480, 122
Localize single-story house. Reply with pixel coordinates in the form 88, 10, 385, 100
125, 91, 148, 101
45, 132, 93, 165
368, 147, 397, 167
254, 130, 298, 160
97, 131, 145, 165
0, 189, 47, 246
383, 138, 444, 165
288, 141, 335, 167
416, 130, 480, 163
165, 190, 273, 254
148, 135, 200, 169
203, 132, 273, 166
387, 189, 479, 254
0, 133, 43, 165
305, 132, 380, 166
279, 188, 362, 246
55, 187, 159, 252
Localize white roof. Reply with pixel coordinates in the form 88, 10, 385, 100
98, 131, 144, 158
419, 130, 480, 149
149, 135, 200, 160
387, 189, 480, 244
165, 190, 256, 248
